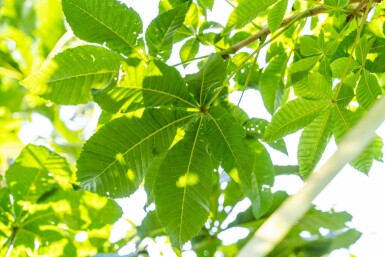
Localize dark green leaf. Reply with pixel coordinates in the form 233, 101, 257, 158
137, 211, 165, 238
154, 117, 212, 249
264, 98, 329, 142
260, 53, 289, 114
95, 59, 198, 113
206, 106, 254, 189
185, 54, 227, 106
77, 110, 195, 198
146, 3, 189, 60
62, 0, 143, 56
300, 36, 322, 56
298, 107, 333, 178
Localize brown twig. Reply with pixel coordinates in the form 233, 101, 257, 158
221, 5, 328, 55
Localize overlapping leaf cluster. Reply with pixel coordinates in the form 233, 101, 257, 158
21, 0, 275, 250
17, 0, 385, 255
0, 145, 122, 256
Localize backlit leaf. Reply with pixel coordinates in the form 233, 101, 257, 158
62, 0, 143, 56
300, 36, 322, 56
77, 110, 195, 198
356, 70, 382, 110
95, 59, 197, 113
185, 54, 227, 106
264, 99, 329, 142
21, 45, 122, 104
154, 117, 212, 248
268, 0, 288, 33
146, 3, 189, 60
330, 57, 360, 78
180, 38, 200, 65
206, 106, 254, 189
226, 0, 276, 31
260, 52, 289, 114
294, 72, 332, 100
298, 107, 333, 178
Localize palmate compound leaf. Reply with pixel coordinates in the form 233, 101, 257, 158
77, 109, 196, 198
206, 106, 254, 189
62, 0, 143, 56
20, 45, 122, 104
263, 98, 330, 142
226, 0, 276, 31
146, 2, 189, 60
154, 116, 212, 249
298, 107, 333, 178
332, 105, 382, 174
94, 59, 198, 113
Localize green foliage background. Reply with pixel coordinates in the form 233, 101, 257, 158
1, 0, 384, 256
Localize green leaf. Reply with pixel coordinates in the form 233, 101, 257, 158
226, 0, 276, 31
21, 46, 122, 104
185, 54, 227, 106
298, 107, 333, 178
197, 0, 214, 10
356, 70, 382, 110
264, 99, 329, 142
332, 106, 375, 174
268, 0, 288, 33
137, 211, 165, 238
95, 59, 198, 113
180, 38, 200, 65
154, 117, 212, 249
77, 110, 195, 198
324, 0, 349, 7
244, 118, 288, 155
62, 0, 143, 56
0, 188, 13, 234
6, 145, 72, 213
355, 37, 373, 65
294, 72, 332, 100
330, 57, 360, 78
290, 56, 321, 75
146, 3, 189, 60
259, 52, 289, 114
244, 140, 274, 218
30, 189, 122, 230
300, 36, 322, 56
206, 106, 254, 189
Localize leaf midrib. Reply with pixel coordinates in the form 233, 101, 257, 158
122, 86, 198, 108
66, 1, 137, 50
179, 115, 203, 246
46, 70, 117, 84
85, 113, 196, 186
207, 111, 252, 187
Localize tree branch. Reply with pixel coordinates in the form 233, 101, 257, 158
236, 94, 385, 257
222, 5, 328, 55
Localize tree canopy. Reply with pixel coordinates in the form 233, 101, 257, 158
1, 0, 384, 256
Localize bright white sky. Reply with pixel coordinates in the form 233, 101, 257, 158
19, 0, 385, 256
